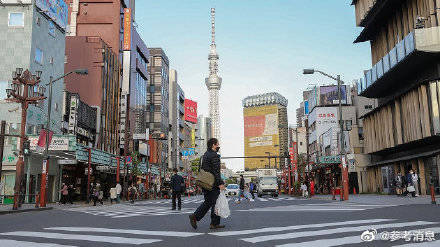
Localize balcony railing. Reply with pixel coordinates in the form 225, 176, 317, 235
358, 26, 440, 98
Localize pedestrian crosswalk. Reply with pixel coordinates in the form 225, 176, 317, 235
65, 204, 196, 218
209, 218, 440, 246
136, 196, 298, 206
0, 227, 203, 246
237, 202, 397, 212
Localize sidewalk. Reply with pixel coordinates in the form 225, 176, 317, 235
310, 194, 440, 205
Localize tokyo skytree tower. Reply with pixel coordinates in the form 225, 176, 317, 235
205, 8, 222, 141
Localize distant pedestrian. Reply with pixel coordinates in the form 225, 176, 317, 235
236, 175, 250, 203
411, 170, 420, 197
310, 180, 315, 196
138, 182, 145, 200
189, 138, 225, 230
60, 183, 68, 204
301, 183, 308, 198
171, 168, 185, 210
395, 172, 403, 196
110, 187, 117, 204
249, 181, 255, 199
406, 171, 416, 197
129, 184, 137, 204
68, 184, 74, 204
93, 183, 103, 206
116, 183, 122, 203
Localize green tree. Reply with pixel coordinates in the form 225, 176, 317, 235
130, 151, 142, 177
190, 157, 201, 173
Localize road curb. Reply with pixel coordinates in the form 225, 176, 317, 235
0, 207, 53, 215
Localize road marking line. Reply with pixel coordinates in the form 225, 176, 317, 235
241, 221, 436, 243
46, 227, 204, 237
0, 232, 161, 245
256, 198, 268, 201
0, 239, 78, 247
209, 219, 393, 236
276, 226, 440, 247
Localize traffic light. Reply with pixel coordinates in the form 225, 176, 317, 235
23, 140, 30, 155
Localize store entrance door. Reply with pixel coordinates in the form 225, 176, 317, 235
381, 166, 394, 194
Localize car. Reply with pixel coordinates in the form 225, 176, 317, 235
225, 184, 239, 197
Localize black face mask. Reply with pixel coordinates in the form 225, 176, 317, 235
215, 147, 220, 152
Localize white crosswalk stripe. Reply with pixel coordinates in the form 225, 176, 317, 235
0, 231, 161, 245
65, 205, 196, 218
0, 227, 202, 246
241, 221, 437, 244
276, 227, 440, 247
236, 203, 394, 212
0, 239, 77, 247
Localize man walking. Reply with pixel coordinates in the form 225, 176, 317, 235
189, 138, 225, 230
249, 180, 255, 199
411, 170, 420, 197
171, 168, 185, 210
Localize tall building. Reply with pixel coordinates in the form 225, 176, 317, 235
242, 93, 288, 171
147, 48, 170, 170
168, 69, 185, 169
205, 8, 222, 141
353, 0, 440, 195
196, 115, 213, 157
0, 0, 68, 202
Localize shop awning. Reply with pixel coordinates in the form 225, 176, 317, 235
371, 149, 440, 166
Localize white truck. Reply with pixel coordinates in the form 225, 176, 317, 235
256, 169, 279, 197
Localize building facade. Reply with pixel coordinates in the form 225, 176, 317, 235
0, 0, 68, 202
147, 48, 170, 171
242, 93, 288, 171
168, 69, 185, 169
195, 115, 212, 158
353, 0, 440, 195
289, 127, 307, 155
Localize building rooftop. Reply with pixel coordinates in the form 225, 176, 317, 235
242, 92, 288, 108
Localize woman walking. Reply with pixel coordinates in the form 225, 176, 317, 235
60, 183, 68, 204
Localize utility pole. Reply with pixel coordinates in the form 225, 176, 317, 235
305, 119, 310, 182
0, 121, 6, 184
337, 75, 349, 201
294, 127, 299, 183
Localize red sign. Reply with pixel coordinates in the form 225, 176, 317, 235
184, 99, 198, 123
37, 129, 53, 150
123, 8, 132, 50
244, 115, 265, 137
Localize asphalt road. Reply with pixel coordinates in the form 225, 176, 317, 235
0, 195, 440, 247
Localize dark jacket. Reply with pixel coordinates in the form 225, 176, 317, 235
406, 174, 413, 186
171, 174, 185, 192
201, 149, 224, 189
239, 177, 245, 190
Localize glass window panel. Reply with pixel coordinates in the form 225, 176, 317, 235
8, 12, 24, 27
382, 54, 390, 74
48, 21, 55, 37
430, 82, 440, 134
35, 48, 43, 64
396, 40, 406, 62
389, 47, 398, 68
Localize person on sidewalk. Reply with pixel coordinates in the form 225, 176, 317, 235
67, 184, 74, 204
301, 183, 308, 198
60, 183, 68, 204
189, 138, 225, 230
411, 170, 420, 197
394, 172, 403, 196
110, 186, 117, 204
236, 175, 250, 203
116, 183, 122, 203
171, 168, 185, 210
406, 171, 416, 197
129, 183, 137, 204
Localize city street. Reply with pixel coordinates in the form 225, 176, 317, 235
1, 195, 440, 247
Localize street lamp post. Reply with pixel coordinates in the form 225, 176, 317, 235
265, 152, 271, 168
40, 69, 88, 208
303, 68, 349, 201
6, 69, 46, 210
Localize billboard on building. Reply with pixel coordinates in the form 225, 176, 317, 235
184, 99, 198, 123
319, 85, 347, 105
36, 0, 68, 31
123, 8, 132, 50
243, 105, 280, 170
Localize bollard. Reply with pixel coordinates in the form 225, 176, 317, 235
35, 194, 40, 208
332, 188, 336, 200
353, 187, 357, 195
431, 185, 436, 205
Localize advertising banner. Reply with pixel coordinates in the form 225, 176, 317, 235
320, 85, 347, 105
184, 99, 198, 123
36, 0, 68, 31
123, 8, 132, 50
243, 105, 280, 170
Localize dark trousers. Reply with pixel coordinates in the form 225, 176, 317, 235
172, 191, 182, 209
194, 188, 220, 226
250, 190, 255, 199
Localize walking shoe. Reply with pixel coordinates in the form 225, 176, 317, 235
189, 214, 197, 230
171, 208, 176, 210
210, 224, 225, 229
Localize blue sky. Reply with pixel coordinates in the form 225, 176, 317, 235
136, 0, 371, 171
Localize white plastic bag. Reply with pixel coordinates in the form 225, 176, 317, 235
215, 191, 230, 218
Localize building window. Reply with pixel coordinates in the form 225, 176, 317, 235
358, 127, 364, 140
300, 142, 303, 146
35, 48, 43, 64
364, 105, 373, 109
48, 21, 55, 37
8, 12, 24, 27
36, 16, 41, 26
